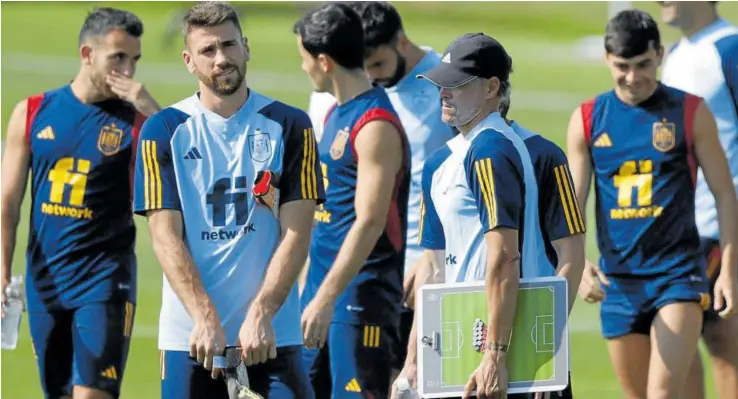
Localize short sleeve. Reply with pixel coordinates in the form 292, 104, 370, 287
133, 111, 182, 215
716, 34, 738, 107
539, 148, 586, 240
279, 111, 326, 205
465, 138, 523, 232
418, 183, 445, 250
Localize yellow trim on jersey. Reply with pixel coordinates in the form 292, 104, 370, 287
142, 140, 162, 209
301, 128, 319, 200
554, 165, 585, 234
475, 158, 497, 228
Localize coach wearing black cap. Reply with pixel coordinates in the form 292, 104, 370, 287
418, 32, 513, 135
392, 33, 533, 399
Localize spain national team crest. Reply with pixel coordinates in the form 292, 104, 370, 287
330, 127, 350, 160
248, 130, 272, 162
97, 123, 124, 156
652, 119, 676, 153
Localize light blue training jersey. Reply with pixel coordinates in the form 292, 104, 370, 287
133, 90, 324, 351
662, 18, 738, 240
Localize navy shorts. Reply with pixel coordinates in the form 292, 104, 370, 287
600, 268, 710, 339
28, 300, 136, 398
302, 322, 400, 399
393, 307, 414, 369
700, 237, 723, 324
161, 345, 313, 399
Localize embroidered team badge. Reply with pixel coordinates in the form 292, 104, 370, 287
330, 127, 350, 160
652, 119, 676, 153
248, 130, 272, 162
97, 123, 124, 156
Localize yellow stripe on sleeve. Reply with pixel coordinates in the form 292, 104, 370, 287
142, 140, 163, 210
309, 129, 318, 199
554, 166, 575, 234
475, 159, 497, 228
301, 128, 317, 200
559, 165, 584, 233
142, 140, 152, 209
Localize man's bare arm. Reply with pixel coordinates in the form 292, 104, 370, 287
314, 120, 404, 301
566, 106, 592, 218
485, 228, 521, 348
551, 234, 586, 313
692, 100, 738, 277
252, 200, 317, 316
1, 100, 31, 285
147, 209, 218, 323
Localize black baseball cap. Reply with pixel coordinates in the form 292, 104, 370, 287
417, 33, 512, 88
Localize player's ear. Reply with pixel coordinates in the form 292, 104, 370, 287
80, 44, 93, 66
243, 36, 251, 62
182, 50, 196, 75
317, 53, 331, 74
656, 45, 665, 66
486, 77, 501, 100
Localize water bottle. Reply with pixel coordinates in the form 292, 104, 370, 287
395, 377, 420, 399
2, 275, 25, 350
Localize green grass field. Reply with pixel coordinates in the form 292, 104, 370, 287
2, 1, 737, 398
440, 287, 556, 387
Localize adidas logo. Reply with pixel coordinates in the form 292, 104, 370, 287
183, 147, 203, 160
37, 126, 55, 140
100, 366, 118, 380
593, 133, 612, 148
441, 53, 451, 63
344, 378, 361, 393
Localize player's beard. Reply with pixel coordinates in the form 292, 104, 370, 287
197, 60, 247, 96
373, 51, 407, 89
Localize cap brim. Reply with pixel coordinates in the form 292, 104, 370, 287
416, 63, 477, 89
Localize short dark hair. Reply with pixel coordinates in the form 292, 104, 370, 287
78, 7, 143, 46
604, 9, 661, 58
346, 2, 403, 52
293, 3, 365, 70
182, 2, 242, 40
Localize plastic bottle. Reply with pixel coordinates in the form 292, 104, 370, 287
2, 275, 25, 350
395, 377, 420, 399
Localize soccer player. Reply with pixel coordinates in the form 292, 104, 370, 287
396, 32, 546, 399
0, 7, 159, 399
567, 10, 738, 399
306, 0, 457, 375
133, 2, 322, 398
294, 3, 411, 398
659, 3, 738, 398
501, 99, 586, 399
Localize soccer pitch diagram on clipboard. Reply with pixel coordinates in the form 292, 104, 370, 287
416, 277, 569, 398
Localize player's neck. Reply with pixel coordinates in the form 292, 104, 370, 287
199, 83, 249, 118
70, 74, 107, 104
614, 83, 659, 106
403, 43, 427, 76
457, 101, 499, 136
682, 13, 720, 39
330, 70, 373, 106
